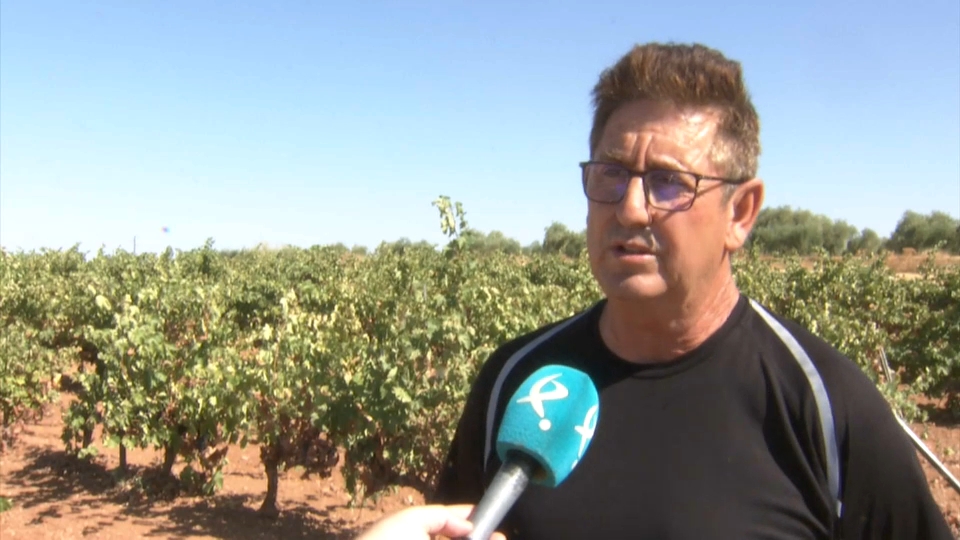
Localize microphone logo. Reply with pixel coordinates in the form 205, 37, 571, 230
571, 404, 599, 469
516, 373, 569, 431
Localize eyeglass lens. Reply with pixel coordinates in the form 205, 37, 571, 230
584, 162, 696, 209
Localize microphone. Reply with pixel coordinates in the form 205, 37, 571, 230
459, 364, 600, 540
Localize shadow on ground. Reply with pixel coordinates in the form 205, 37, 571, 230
5, 449, 121, 510
122, 495, 366, 540
918, 402, 960, 427
4, 449, 366, 539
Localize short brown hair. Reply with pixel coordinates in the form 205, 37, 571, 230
589, 42, 761, 180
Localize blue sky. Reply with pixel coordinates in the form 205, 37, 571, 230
2, 0, 958, 255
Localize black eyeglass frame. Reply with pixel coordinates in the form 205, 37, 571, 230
578, 160, 749, 211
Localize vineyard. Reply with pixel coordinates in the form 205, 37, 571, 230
1, 199, 959, 536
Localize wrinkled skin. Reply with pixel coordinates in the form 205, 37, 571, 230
586, 99, 765, 362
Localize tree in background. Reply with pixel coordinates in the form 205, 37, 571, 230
745, 206, 859, 255
210, 204, 956, 258
541, 222, 586, 258
847, 228, 884, 254
445, 208, 958, 258
886, 211, 960, 254
459, 229, 523, 255
455, 221, 586, 258
375, 238, 437, 256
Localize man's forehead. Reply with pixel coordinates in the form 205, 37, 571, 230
604, 100, 721, 132
597, 103, 719, 152
593, 101, 721, 171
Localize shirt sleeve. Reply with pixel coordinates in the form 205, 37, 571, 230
428, 318, 578, 506
831, 360, 954, 539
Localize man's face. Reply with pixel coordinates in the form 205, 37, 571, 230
586, 99, 735, 305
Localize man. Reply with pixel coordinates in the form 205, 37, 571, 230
429, 43, 953, 539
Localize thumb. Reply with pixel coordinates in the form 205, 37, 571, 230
430, 505, 508, 540
417, 504, 475, 536
435, 505, 508, 540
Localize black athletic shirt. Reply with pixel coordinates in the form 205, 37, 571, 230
429, 294, 953, 539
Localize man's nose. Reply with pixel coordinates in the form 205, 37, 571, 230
616, 177, 652, 227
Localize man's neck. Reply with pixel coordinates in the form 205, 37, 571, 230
598, 272, 741, 364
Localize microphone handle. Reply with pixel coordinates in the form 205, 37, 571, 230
457, 451, 538, 540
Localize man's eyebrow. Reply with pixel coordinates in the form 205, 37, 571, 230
593, 150, 688, 173
594, 150, 630, 163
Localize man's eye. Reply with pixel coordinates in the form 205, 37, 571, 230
650, 171, 693, 188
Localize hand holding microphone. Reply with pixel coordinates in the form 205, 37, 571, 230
356, 365, 598, 540
458, 365, 601, 540
354, 504, 505, 540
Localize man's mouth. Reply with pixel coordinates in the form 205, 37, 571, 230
613, 241, 655, 256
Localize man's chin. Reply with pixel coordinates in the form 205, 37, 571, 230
601, 275, 669, 302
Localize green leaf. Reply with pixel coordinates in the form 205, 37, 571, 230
95, 294, 112, 311
392, 387, 412, 404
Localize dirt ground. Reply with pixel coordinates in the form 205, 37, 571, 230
754, 251, 960, 274
0, 395, 424, 540
883, 251, 960, 274
2, 395, 958, 539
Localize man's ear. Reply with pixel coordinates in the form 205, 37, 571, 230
725, 178, 764, 252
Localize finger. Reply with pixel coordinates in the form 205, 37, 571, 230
441, 504, 476, 520
402, 505, 474, 536
432, 519, 474, 537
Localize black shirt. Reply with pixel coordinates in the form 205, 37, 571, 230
430, 295, 953, 539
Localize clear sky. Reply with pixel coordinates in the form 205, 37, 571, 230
2, 0, 958, 255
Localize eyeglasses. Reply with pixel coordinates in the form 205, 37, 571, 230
579, 161, 747, 211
